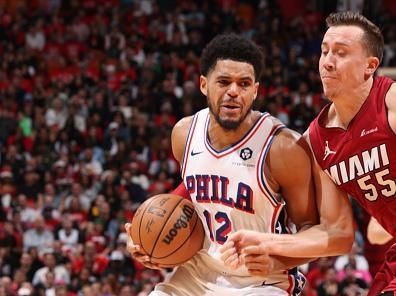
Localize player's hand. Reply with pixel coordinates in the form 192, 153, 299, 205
220, 230, 267, 268
219, 240, 241, 269
240, 245, 275, 276
220, 230, 275, 274
124, 223, 164, 270
220, 239, 275, 276
227, 230, 274, 249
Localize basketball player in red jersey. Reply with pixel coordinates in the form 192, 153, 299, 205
309, 12, 396, 295
221, 11, 396, 296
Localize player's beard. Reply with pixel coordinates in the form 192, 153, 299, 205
207, 92, 253, 130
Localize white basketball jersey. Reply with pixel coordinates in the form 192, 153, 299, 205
180, 108, 306, 295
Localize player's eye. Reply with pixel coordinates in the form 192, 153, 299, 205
218, 80, 229, 86
240, 81, 251, 87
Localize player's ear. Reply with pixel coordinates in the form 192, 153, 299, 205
200, 75, 208, 96
365, 56, 380, 76
254, 82, 259, 100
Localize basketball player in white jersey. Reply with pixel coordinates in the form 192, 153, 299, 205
125, 33, 354, 296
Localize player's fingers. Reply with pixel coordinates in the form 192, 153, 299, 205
219, 241, 234, 254
226, 231, 243, 244
129, 248, 147, 261
243, 253, 270, 264
219, 242, 241, 269
219, 242, 236, 259
245, 257, 273, 273
148, 265, 162, 270
223, 251, 240, 269
247, 268, 270, 277
124, 223, 132, 233
126, 241, 139, 253
245, 257, 274, 274
245, 261, 272, 270
142, 258, 165, 270
243, 244, 268, 255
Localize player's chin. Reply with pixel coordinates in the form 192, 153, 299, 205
322, 86, 339, 99
218, 118, 241, 130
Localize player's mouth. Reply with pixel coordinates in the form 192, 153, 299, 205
220, 102, 241, 110
222, 104, 239, 109
220, 104, 241, 116
321, 75, 337, 80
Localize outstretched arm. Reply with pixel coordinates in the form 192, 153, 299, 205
264, 150, 355, 257
258, 130, 354, 257
221, 127, 319, 273
264, 129, 354, 257
221, 128, 354, 265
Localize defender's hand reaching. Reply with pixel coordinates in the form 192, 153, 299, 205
220, 230, 276, 276
240, 245, 275, 276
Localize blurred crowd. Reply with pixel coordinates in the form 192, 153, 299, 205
0, 0, 396, 295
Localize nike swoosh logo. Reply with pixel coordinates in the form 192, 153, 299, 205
191, 150, 203, 156
262, 280, 282, 286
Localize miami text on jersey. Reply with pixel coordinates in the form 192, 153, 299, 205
325, 144, 390, 185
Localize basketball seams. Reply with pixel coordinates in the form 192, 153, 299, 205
151, 208, 200, 260
131, 194, 204, 267
137, 197, 158, 256
149, 197, 187, 259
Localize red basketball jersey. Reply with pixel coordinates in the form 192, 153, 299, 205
309, 76, 396, 236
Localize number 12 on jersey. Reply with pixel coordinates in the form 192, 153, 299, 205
203, 210, 232, 244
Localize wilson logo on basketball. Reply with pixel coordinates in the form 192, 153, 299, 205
162, 205, 195, 244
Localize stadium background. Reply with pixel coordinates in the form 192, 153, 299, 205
0, 0, 396, 295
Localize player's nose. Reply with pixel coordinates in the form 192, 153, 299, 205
227, 82, 239, 97
322, 53, 335, 71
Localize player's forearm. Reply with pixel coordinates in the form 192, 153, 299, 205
271, 255, 315, 272
266, 224, 354, 258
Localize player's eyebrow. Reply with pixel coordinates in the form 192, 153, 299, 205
321, 41, 350, 47
216, 75, 253, 82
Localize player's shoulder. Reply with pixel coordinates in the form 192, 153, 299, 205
171, 116, 194, 163
386, 82, 396, 111
172, 116, 194, 137
385, 82, 396, 132
266, 125, 310, 165
266, 126, 312, 187
261, 113, 305, 153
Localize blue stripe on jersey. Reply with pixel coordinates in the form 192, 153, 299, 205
258, 125, 285, 206
274, 207, 292, 234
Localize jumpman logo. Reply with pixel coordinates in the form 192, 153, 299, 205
323, 141, 336, 160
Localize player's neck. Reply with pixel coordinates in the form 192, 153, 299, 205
327, 78, 373, 130
208, 111, 260, 150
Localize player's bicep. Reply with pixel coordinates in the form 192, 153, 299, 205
312, 158, 354, 236
268, 130, 319, 230
282, 143, 319, 231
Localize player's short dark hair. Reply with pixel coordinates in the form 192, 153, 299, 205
326, 11, 384, 62
200, 34, 264, 81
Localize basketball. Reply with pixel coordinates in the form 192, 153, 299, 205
129, 194, 204, 267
